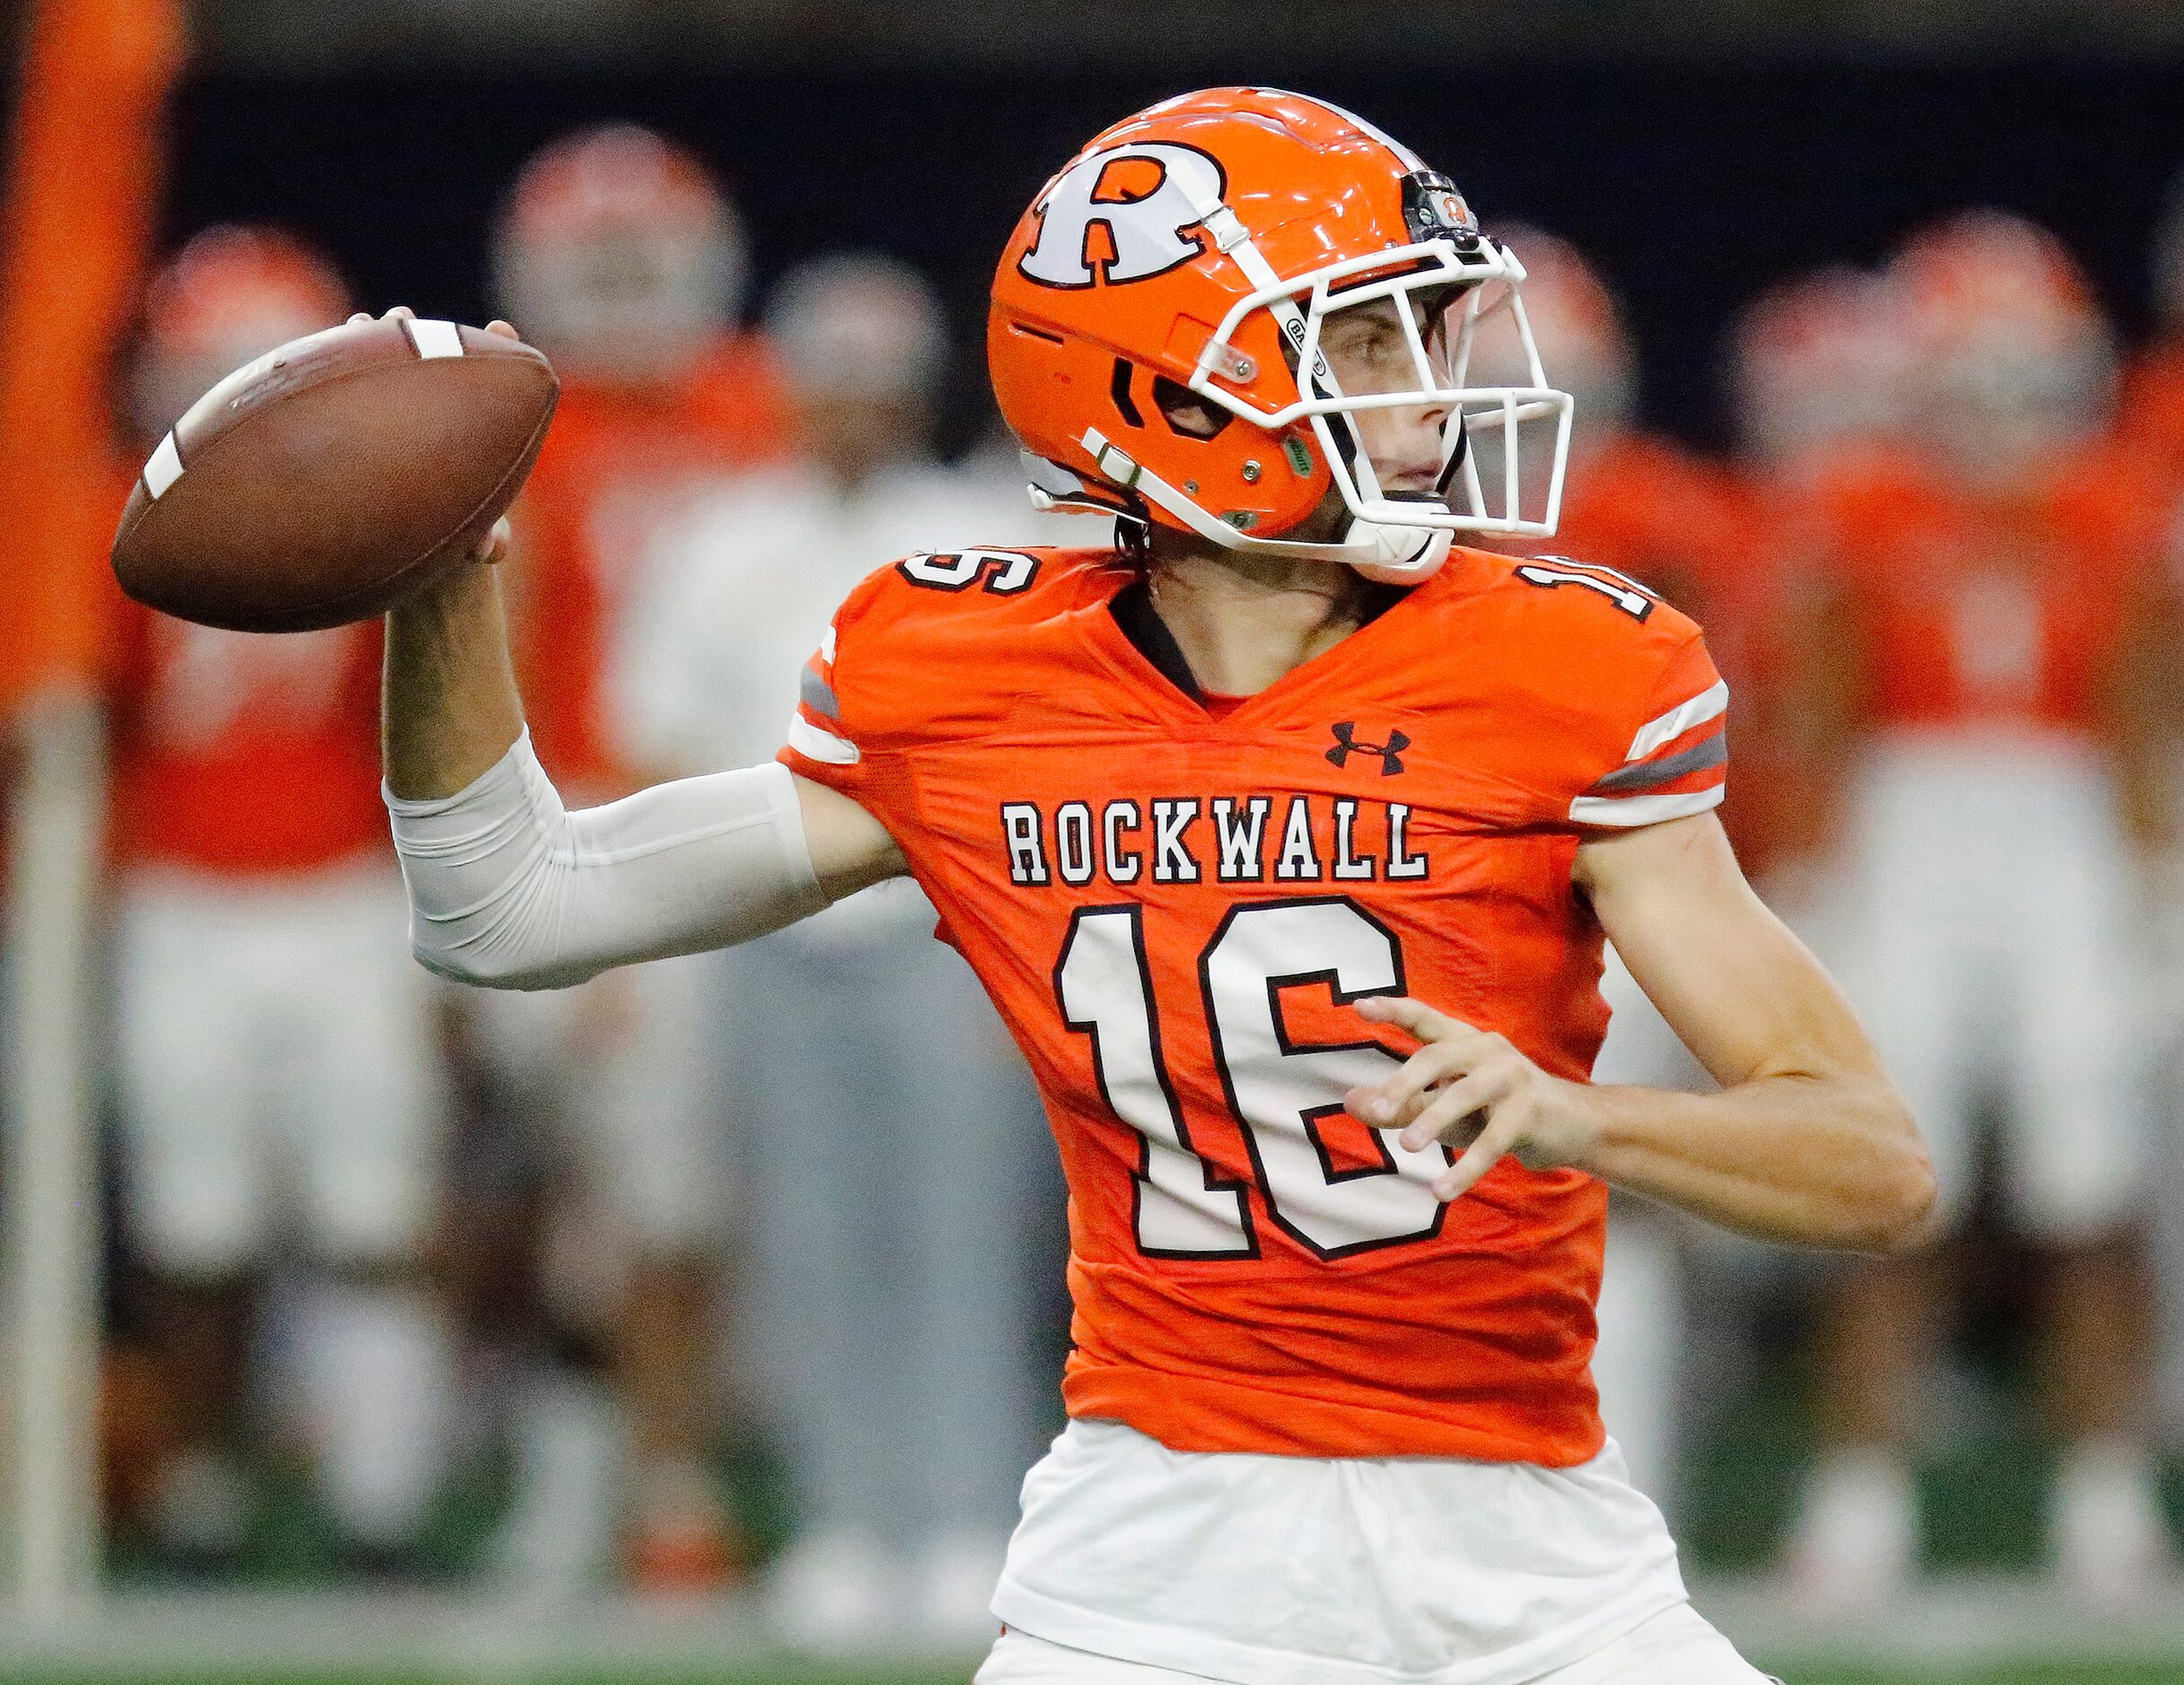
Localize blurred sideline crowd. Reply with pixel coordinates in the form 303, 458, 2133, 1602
66, 119, 2184, 1635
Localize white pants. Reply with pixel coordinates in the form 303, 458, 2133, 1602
1824, 733, 2147, 1240
992, 1419, 1695, 1685
115, 863, 443, 1273
978, 1602, 1770, 1684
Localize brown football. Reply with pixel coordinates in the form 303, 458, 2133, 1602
111, 315, 558, 633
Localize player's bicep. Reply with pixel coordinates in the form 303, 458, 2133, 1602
793, 772, 910, 901
1576, 813, 1882, 1091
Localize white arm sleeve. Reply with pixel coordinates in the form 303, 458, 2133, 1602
385, 731, 828, 991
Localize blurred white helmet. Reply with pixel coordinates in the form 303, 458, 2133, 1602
1730, 266, 1910, 467
764, 252, 947, 406
1891, 209, 2115, 470
495, 124, 747, 384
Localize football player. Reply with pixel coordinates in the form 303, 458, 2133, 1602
107, 227, 452, 1568
380, 92, 1929, 1681
1729, 266, 1912, 490
467, 124, 793, 1592
1778, 211, 2180, 1607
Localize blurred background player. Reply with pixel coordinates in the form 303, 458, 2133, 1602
615, 252, 1079, 1647
1725, 266, 1917, 894
1779, 211, 2182, 1608
102, 226, 452, 1572
1463, 231, 1773, 1508
468, 123, 792, 1593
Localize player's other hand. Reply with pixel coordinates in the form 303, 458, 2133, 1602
1344, 998, 1602, 1202
346, 309, 522, 566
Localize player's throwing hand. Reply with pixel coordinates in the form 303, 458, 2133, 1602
1345, 998, 1603, 1203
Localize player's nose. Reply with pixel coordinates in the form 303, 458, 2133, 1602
1377, 408, 1452, 492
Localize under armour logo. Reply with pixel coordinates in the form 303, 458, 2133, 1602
1326, 722, 1411, 775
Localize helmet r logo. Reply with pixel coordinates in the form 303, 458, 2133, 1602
1018, 143, 1227, 290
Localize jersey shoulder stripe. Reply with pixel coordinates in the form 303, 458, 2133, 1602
1625, 678, 1728, 762
1569, 670, 1728, 826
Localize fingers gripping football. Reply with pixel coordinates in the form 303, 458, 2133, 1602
1344, 997, 1602, 1202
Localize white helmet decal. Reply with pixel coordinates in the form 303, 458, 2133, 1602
1018, 143, 1225, 289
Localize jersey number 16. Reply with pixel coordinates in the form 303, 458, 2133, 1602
1056, 897, 1453, 1262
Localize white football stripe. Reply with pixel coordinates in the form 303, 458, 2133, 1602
1626, 680, 1729, 763
787, 712, 860, 766
820, 624, 837, 664
406, 318, 466, 360
144, 432, 183, 499
1569, 784, 1725, 827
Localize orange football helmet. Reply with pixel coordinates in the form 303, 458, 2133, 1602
989, 87, 1571, 581
134, 224, 351, 436
495, 124, 747, 380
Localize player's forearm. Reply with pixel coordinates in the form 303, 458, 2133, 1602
1579, 1070, 1932, 1253
382, 558, 526, 800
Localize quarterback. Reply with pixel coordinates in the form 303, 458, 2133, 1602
382, 90, 1930, 1683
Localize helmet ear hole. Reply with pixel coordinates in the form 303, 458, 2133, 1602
1110, 358, 1145, 427
1150, 374, 1231, 439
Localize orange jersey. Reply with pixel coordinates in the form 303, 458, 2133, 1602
1552, 434, 1773, 636
509, 334, 792, 794
102, 560, 387, 879
782, 545, 1726, 1465
1798, 442, 2161, 743
2119, 339, 2184, 479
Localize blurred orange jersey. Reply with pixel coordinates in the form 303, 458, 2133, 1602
2119, 339, 2184, 478
1553, 434, 1772, 634
510, 334, 792, 793
782, 545, 1726, 1464
1799, 442, 2162, 742
101, 456, 386, 877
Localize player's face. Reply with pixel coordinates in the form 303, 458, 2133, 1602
1316, 300, 1455, 496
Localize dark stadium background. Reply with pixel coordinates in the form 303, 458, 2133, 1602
163, 57, 2184, 455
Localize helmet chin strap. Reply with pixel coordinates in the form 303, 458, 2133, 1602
1341, 516, 1453, 584
1330, 414, 1454, 583
1076, 428, 1452, 579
